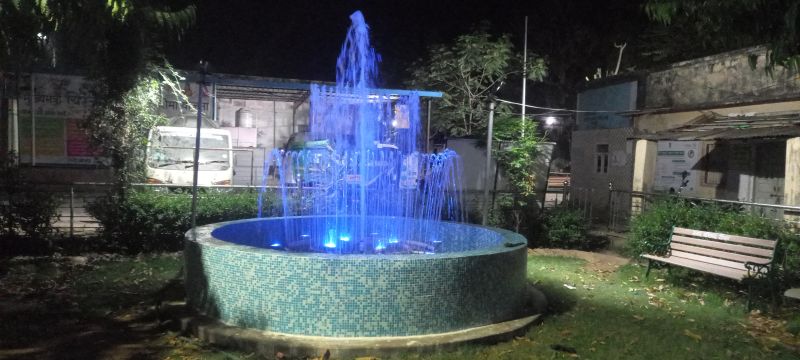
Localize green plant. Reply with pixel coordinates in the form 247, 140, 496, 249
538, 206, 595, 250
88, 189, 280, 253
0, 152, 60, 255
627, 198, 800, 295
83, 65, 191, 192
407, 29, 546, 136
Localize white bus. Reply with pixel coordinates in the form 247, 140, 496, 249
145, 126, 233, 186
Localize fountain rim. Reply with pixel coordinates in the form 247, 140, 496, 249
186, 215, 527, 260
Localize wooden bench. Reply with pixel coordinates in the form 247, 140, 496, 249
642, 227, 778, 307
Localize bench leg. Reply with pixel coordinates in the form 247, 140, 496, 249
645, 259, 653, 278
747, 282, 752, 311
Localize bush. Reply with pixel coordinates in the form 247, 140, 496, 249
627, 198, 800, 290
537, 206, 597, 250
89, 189, 280, 253
0, 153, 61, 255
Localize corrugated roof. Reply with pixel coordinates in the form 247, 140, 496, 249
634, 110, 800, 140
638, 125, 800, 141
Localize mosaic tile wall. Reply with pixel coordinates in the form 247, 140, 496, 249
185, 219, 529, 337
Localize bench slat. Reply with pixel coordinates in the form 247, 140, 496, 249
642, 254, 748, 280
671, 235, 775, 257
670, 243, 772, 264
672, 227, 777, 248
670, 250, 749, 270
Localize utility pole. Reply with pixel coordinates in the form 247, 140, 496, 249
191, 61, 209, 231
521, 16, 528, 137
481, 100, 496, 225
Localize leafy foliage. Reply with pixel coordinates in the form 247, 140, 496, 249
0, 152, 60, 255
536, 206, 600, 250
83, 65, 190, 188
493, 114, 541, 198
408, 30, 547, 136
627, 198, 800, 287
644, 0, 800, 73
88, 189, 279, 253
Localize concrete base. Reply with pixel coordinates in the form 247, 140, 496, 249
180, 312, 541, 359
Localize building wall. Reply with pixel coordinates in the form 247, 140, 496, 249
576, 81, 637, 130
570, 128, 634, 221
645, 47, 800, 109
651, 139, 784, 202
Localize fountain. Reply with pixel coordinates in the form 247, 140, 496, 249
184, 10, 539, 356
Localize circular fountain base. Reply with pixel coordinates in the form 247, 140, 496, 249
185, 216, 538, 352
178, 309, 542, 358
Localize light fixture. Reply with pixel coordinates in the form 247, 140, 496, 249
544, 116, 557, 126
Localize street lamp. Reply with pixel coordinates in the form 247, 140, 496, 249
191, 60, 210, 231
481, 81, 504, 225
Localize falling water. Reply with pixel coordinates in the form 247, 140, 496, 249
258, 11, 465, 254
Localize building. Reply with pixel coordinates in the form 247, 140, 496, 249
573, 47, 800, 224
0, 71, 441, 185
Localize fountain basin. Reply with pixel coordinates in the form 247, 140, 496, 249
185, 217, 529, 337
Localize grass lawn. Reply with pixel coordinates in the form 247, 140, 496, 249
0, 252, 797, 359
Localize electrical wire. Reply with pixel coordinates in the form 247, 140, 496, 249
496, 98, 624, 114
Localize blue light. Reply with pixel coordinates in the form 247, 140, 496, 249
388, 238, 399, 244
375, 243, 386, 251
324, 241, 337, 248
270, 242, 282, 247
339, 234, 351, 241
301, 234, 310, 238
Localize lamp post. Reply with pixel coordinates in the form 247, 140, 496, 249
191, 60, 209, 231
481, 100, 496, 225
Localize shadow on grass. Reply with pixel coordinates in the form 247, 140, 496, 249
0, 255, 186, 359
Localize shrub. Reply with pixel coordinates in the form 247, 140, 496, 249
0, 153, 61, 255
627, 198, 800, 291
538, 206, 597, 250
89, 189, 280, 253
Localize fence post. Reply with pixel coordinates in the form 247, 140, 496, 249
250, 150, 255, 186
69, 186, 74, 238
607, 182, 613, 231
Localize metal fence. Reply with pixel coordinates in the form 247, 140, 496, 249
607, 187, 800, 232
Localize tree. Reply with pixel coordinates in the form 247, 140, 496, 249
0, 1, 196, 189
644, 0, 800, 73
408, 30, 547, 137
84, 65, 189, 187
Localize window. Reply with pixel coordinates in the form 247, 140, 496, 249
596, 144, 609, 173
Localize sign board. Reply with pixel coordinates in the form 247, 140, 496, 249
654, 141, 700, 193
18, 74, 101, 165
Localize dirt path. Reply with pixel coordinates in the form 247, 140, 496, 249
528, 248, 630, 273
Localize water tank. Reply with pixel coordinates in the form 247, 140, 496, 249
235, 108, 254, 128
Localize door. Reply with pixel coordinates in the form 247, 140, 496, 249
752, 142, 785, 218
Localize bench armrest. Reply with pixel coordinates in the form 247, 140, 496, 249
744, 261, 772, 278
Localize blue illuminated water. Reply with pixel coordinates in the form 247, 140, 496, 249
257, 11, 465, 254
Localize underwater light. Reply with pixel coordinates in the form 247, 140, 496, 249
388, 238, 399, 244
324, 241, 337, 248
374, 243, 386, 251
339, 235, 351, 241
270, 242, 282, 247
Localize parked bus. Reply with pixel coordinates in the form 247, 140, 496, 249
145, 126, 233, 186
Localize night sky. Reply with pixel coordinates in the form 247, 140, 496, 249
166, 0, 648, 88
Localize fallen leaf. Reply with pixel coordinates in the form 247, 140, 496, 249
683, 329, 702, 342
